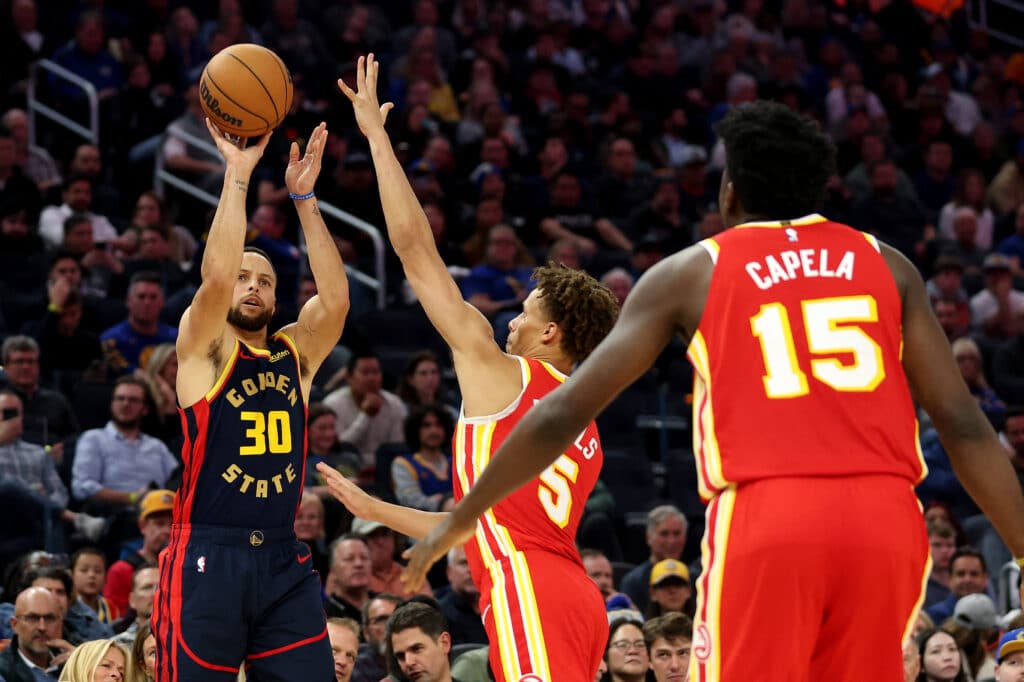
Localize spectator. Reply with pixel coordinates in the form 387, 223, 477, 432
461, 224, 535, 320
128, 621, 156, 682
988, 140, 1024, 218
948, 594, 999, 682
914, 140, 956, 221
952, 337, 1006, 429
110, 563, 159, 645
135, 344, 180, 447
926, 255, 971, 337
996, 204, 1024, 271
49, 11, 123, 102
294, 492, 331, 581
916, 627, 968, 682
70, 376, 178, 511
0, 0, 52, 106
938, 169, 996, 251
58, 638, 128, 682
60, 213, 124, 299
0, 335, 80, 451
925, 519, 957, 608
24, 566, 100, 646
327, 617, 360, 682
438, 545, 487, 645
69, 547, 113, 625
160, 82, 225, 194
350, 518, 431, 598
643, 612, 693, 682
0, 586, 72, 681
305, 403, 363, 498
126, 191, 197, 267
116, 224, 189, 300
581, 549, 616, 602
385, 600, 457, 682
646, 559, 693, 619
37, 175, 117, 250
0, 124, 41, 218
392, 405, 454, 512
66, 144, 119, 222
325, 535, 373, 622
970, 254, 1024, 341
323, 352, 407, 467
23, 287, 103, 392
605, 617, 650, 682
100, 272, 178, 374
540, 172, 631, 256
102, 490, 173, 618
261, 0, 333, 90
846, 158, 929, 260
0, 195, 48, 297
353, 594, 402, 682
395, 351, 457, 418
600, 268, 634, 308
927, 547, 990, 624
1, 108, 61, 193
620, 506, 688, 612
994, 627, 1024, 680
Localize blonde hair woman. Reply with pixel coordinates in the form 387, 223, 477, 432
59, 639, 128, 682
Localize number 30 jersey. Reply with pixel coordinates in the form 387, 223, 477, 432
454, 356, 603, 574
175, 333, 307, 527
689, 214, 924, 501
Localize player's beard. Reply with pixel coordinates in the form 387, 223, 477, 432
227, 303, 274, 332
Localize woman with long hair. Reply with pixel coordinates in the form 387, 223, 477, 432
951, 337, 1007, 428
305, 403, 363, 498
391, 404, 455, 512
129, 622, 156, 682
916, 628, 969, 682
58, 638, 128, 681
395, 351, 457, 417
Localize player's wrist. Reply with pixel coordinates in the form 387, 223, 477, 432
289, 190, 315, 201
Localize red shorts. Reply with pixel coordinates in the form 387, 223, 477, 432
690, 475, 930, 682
479, 551, 607, 682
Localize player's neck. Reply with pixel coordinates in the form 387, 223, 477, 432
527, 349, 573, 375
233, 326, 269, 350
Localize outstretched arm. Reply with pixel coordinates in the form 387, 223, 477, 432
339, 55, 498, 362
278, 123, 350, 385
401, 248, 708, 586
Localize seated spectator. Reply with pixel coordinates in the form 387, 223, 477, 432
65, 143, 119, 222
600, 268, 634, 308
605, 617, 650, 682
438, 545, 487, 645
323, 352, 407, 467
951, 337, 1006, 428
395, 351, 458, 418
392, 405, 454, 512
386, 600, 459, 682
69, 547, 113, 625
924, 518, 957, 608
327, 617, 360, 682
128, 621, 156, 682
102, 490, 172, 618
1, 335, 80, 451
845, 159, 928, 260
294, 491, 331, 580
49, 11, 122, 101
926, 547, 991, 625
621, 506, 688, 612
161, 82, 225, 194
948, 594, 999, 681
646, 560, 693, 619
995, 628, 1024, 680
61, 213, 124, 298
996, 203, 1024, 271
59, 638, 128, 682
596, 138, 656, 230
25, 566, 105, 646
0, 124, 41, 218
938, 169, 995, 251
324, 535, 372, 621
135, 343, 181, 448
582, 549, 616, 603
71, 376, 178, 512
126, 191, 197, 267
354, 594, 402, 682
461, 224, 535, 322
970, 254, 1024, 342
0, 195, 49, 295
915, 628, 967, 682
643, 612, 693, 682
116, 224, 189, 299
305, 403, 363, 498
540, 172, 632, 256
0, 586, 72, 680
24, 287, 103, 392
350, 518, 431, 598
926, 255, 971, 339
37, 175, 117, 249
924, 207, 987, 283
111, 563, 159, 644
100, 272, 178, 374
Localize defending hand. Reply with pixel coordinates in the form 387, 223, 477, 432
338, 54, 394, 139
401, 507, 475, 590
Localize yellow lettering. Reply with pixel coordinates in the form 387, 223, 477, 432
271, 474, 284, 494
285, 463, 297, 483
241, 378, 258, 396
239, 474, 255, 493
239, 412, 266, 455
222, 464, 242, 483
276, 374, 290, 394
255, 479, 269, 498
227, 389, 244, 408
257, 372, 267, 391
288, 388, 298, 406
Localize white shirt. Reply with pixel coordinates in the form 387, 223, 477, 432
37, 203, 118, 248
970, 288, 1024, 332
321, 387, 407, 467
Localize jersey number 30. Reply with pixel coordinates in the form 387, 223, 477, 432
750, 295, 886, 399
239, 410, 293, 455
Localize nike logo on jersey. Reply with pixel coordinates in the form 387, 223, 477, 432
297, 552, 312, 564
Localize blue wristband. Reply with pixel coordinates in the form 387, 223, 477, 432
289, 191, 315, 201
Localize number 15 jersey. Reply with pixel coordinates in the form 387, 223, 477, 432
175, 333, 307, 528
689, 214, 925, 501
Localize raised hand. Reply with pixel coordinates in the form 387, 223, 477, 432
401, 508, 475, 590
285, 122, 327, 196
315, 461, 376, 519
205, 118, 272, 175
337, 54, 394, 139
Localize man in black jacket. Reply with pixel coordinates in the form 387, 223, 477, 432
0, 586, 73, 681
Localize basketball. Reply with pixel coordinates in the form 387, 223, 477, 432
199, 44, 293, 139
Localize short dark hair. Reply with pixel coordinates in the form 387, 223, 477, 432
129, 270, 163, 290
347, 349, 379, 374
63, 173, 94, 192
951, 545, 987, 574
362, 593, 403, 629
386, 600, 448, 642
533, 264, 619, 364
403, 404, 454, 451
114, 374, 152, 398
70, 547, 106, 572
1006, 405, 1024, 421
244, 245, 277, 279
644, 612, 694, 650
606, 617, 644, 660
23, 566, 72, 596
63, 212, 91, 237
714, 100, 836, 219
131, 562, 159, 590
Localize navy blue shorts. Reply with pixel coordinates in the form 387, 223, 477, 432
153, 524, 332, 682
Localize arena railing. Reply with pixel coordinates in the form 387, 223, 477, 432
966, 0, 1024, 48
27, 59, 100, 148
155, 122, 387, 310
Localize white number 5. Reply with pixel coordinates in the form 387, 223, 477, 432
539, 455, 579, 528
750, 295, 886, 399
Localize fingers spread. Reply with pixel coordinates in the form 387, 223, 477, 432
289, 141, 300, 163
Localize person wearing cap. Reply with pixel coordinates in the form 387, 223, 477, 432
949, 593, 999, 681
102, 489, 173, 618
647, 560, 692, 619
926, 254, 971, 340
351, 517, 431, 598
995, 627, 1024, 681
970, 253, 1024, 340
620, 506, 688, 613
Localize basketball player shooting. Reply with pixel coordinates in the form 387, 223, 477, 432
403, 101, 1024, 680
316, 55, 619, 682
151, 120, 348, 681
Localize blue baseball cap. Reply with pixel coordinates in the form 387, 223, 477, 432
997, 628, 1024, 663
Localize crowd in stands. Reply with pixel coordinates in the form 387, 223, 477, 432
1, 0, 1024, 679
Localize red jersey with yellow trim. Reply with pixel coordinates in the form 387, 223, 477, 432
175, 332, 308, 528
687, 214, 924, 501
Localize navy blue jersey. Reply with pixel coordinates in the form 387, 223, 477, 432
176, 332, 307, 527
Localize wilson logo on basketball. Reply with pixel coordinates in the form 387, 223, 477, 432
200, 81, 243, 128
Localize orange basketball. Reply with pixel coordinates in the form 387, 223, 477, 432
199, 44, 293, 138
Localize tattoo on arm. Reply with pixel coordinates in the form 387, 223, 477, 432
234, 179, 248, 192
312, 204, 320, 216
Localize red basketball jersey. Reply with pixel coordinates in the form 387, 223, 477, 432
453, 355, 603, 572
688, 214, 924, 502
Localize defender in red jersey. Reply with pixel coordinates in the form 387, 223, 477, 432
153, 121, 349, 681
408, 101, 1024, 682
317, 55, 619, 682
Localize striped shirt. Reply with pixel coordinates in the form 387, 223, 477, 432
0, 438, 68, 507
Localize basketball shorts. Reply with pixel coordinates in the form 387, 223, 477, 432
153, 524, 333, 682
689, 474, 930, 682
